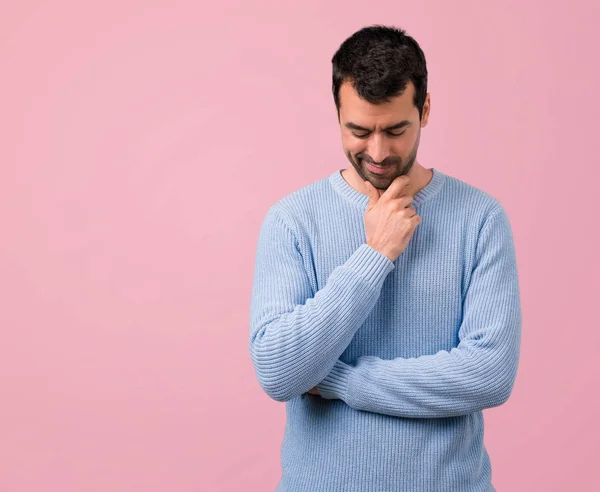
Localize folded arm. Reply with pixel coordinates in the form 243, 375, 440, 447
317, 205, 522, 418
249, 205, 395, 402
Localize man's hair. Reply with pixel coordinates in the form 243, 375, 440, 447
332, 25, 428, 120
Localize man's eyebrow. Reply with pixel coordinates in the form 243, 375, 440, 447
344, 120, 412, 132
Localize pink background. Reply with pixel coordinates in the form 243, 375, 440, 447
1, 1, 598, 490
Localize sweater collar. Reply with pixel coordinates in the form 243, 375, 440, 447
329, 167, 445, 209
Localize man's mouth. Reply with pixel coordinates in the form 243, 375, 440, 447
364, 161, 394, 175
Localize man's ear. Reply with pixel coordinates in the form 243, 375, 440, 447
421, 93, 430, 127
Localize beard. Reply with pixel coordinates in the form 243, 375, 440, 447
344, 130, 420, 191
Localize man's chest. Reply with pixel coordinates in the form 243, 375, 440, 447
305, 212, 474, 359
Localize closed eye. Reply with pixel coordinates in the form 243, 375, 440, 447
353, 130, 406, 139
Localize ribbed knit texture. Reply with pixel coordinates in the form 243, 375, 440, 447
249, 167, 521, 492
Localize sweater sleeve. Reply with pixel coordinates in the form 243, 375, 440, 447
317, 205, 522, 418
249, 205, 395, 402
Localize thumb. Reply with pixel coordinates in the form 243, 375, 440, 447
365, 180, 380, 206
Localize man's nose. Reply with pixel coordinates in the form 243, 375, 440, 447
366, 133, 391, 164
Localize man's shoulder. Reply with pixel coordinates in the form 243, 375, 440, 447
267, 173, 335, 223
439, 171, 505, 217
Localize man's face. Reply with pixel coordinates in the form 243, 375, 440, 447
338, 80, 429, 191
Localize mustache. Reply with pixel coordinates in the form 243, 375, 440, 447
358, 156, 400, 167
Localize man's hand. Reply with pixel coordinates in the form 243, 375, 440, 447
307, 386, 321, 395
364, 175, 421, 263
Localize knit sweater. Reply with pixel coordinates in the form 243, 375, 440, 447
249, 167, 521, 492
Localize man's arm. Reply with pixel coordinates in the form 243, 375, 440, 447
249, 205, 395, 402
316, 205, 522, 418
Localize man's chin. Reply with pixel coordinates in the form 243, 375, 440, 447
364, 168, 398, 181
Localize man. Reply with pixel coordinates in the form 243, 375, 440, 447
249, 24, 521, 492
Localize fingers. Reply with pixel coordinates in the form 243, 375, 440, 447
397, 195, 414, 209
379, 175, 411, 200
403, 205, 418, 217
364, 180, 380, 207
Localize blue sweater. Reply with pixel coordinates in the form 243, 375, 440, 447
249, 167, 521, 492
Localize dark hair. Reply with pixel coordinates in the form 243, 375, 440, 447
332, 25, 428, 120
